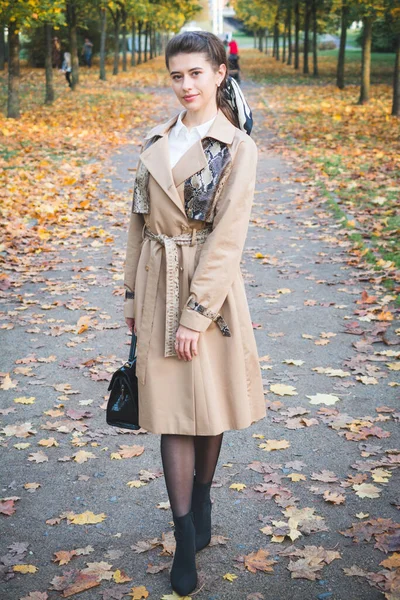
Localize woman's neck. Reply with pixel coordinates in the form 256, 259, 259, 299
182, 105, 218, 131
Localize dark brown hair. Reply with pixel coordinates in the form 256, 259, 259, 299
165, 31, 239, 129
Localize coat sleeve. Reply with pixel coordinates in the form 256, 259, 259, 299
123, 141, 147, 319
123, 211, 145, 319
179, 136, 258, 333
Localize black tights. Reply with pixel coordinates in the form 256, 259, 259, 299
160, 433, 223, 517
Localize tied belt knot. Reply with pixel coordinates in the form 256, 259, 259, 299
136, 226, 230, 385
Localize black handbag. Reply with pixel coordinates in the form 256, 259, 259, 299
106, 332, 140, 430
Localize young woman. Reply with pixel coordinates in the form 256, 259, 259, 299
60, 52, 72, 88
123, 31, 266, 596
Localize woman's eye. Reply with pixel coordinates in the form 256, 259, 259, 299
193, 71, 201, 76
172, 75, 181, 81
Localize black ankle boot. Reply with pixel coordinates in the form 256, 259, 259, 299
191, 476, 212, 551
170, 511, 197, 596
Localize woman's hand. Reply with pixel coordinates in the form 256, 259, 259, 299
175, 325, 199, 361
125, 317, 137, 335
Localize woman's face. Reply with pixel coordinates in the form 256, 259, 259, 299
168, 52, 226, 113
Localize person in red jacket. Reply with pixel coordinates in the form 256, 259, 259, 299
228, 38, 239, 58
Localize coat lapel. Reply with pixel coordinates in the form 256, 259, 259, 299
140, 131, 186, 217
140, 108, 236, 217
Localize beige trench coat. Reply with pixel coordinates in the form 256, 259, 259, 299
123, 108, 266, 435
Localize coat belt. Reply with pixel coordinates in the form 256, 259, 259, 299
136, 226, 211, 384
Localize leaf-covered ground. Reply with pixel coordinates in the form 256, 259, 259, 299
241, 50, 400, 284
0, 55, 399, 600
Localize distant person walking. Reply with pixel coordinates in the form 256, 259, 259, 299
82, 38, 93, 67
52, 36, 61, 69
228, 37, 239, 59
61, 52, 72, 88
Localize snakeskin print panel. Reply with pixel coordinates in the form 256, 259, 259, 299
184, 138, 232, 223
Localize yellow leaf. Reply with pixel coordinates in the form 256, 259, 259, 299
113, 569, 132, 583
286, 473, 306, 482
353, 483, 381, 499
129, 585, 149, 599
69, 511, 107, 525
14, 396, 35, 404
259, 439, 290, 452
356, 512, 369, 519
223, 573, 238, 581
1, 374, 18, 390
229, 483, 246, 491
307, 393, 340, 405
111, 453, 122, 459
24, 482, 41, 490
252, 434, 265, 439
127, 480, 146, 488
38, 438, 59, 447
387, 362, 400, 371
13, 564, 38, 573
14, 443, 31, 450
371, 468, 392, 483
73, 450, 97, 464
270, 383, 298, 396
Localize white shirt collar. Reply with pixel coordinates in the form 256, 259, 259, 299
172, 110, 217, 140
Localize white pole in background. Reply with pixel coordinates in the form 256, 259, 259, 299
212, 0, 218, 35
218, 0, 223, 35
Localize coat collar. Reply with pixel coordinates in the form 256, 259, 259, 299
144, 107, 236, 145
140, 108, 236, 217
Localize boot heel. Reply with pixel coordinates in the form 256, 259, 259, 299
170, 511, 197, 596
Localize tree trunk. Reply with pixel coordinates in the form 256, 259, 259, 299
312, 0, 318, 76
138, 21, 142, 64
392, 32, 400, 116
358, 15, 372, 104
288, 3, 292, 65
131, 20, 136, 66
294, 0, 300, 69
67, 0, 79, 89
144, 23, 149, 62
274, 5, 280, 60
99, 7, 107, 81
112, 11, 120, 75
337, 2, 348, 89
44, 23, 54, 104
283, 12, 287, 62
0, 26, 5, 70
253, 30, 257, 49
150, 27, 156, 59
258, 30, 263, 52
7, 20, 20, 118
122, 9, 127, 71
303, 0, 311, 74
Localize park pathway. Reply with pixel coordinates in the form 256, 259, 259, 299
1, 82, 399, 600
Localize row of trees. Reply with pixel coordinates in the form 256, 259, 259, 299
232, 0, 400, 116
0, 0, 202, 119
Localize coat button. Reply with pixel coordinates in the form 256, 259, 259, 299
145, 265, 149, 271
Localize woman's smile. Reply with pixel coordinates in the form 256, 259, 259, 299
183, 94, 199, 102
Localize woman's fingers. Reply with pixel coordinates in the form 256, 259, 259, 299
178, 338, 186, 361
184, 339, 192, 361
175, 337, 195, 361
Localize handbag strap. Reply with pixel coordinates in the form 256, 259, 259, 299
128, 332, 137, 362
